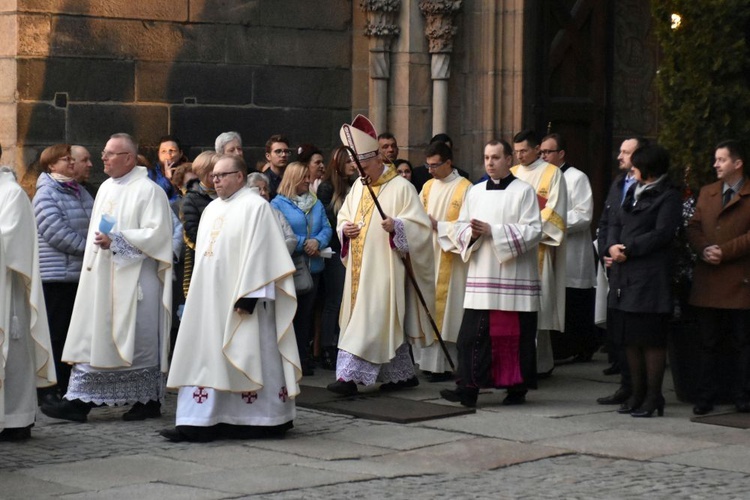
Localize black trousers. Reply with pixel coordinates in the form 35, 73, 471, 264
456, 309, 538, 391
695, 307, 750, 404
42, 282, 78, 393
551, 287, 597, 360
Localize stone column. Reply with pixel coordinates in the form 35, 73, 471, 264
361, 0, 401, 133
419, 0, 462, 136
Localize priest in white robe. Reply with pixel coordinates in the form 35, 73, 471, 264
439, 140, 542, 407
414, 141, 472, 381
0, 167, 56, 440
162, 155, 300, 442
510, 129, 567, 376
41, 133, 173, 423
327, 115, 436, 396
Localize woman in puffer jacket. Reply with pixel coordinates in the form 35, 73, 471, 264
33, 144, 94, 403
271, 162, 332, 376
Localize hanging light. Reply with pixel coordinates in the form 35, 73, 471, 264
671, 13, 682, 30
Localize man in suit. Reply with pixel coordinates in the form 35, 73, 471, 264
687, 139, 750, 415
595, 137, 648, 405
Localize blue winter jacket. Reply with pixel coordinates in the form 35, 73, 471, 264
271, 194, 332, 274
33, 173, 94, 282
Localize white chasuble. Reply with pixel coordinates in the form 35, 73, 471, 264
336, 168, 436, 364
167, 187, 300, 399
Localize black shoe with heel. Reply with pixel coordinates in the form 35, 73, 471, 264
631, 396, 665, 418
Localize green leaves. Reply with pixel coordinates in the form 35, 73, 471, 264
652, 0, 750, 188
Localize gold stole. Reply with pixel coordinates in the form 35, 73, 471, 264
511, 163, 560, 273
421, 177, 471, 330
349, 167, 398, 309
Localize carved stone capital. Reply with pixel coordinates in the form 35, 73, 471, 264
418, 0, 463, 54
360, 0, 401, 47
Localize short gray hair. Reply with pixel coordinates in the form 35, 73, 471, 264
247, 171, 270, 188
215, 131, 242, 154
110, 133, 138, 154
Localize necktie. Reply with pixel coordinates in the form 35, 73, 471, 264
723, 188, 733, 207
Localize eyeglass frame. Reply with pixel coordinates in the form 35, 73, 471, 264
272, 148, 293, 156
423, 159, 449, 169
101, 151, 130, 159
539, 149, 561, 156
210, 170, 241, 181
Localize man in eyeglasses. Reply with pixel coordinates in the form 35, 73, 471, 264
510, 129, 567, 381
413, 141, 472, 383
41, 133, 174, 424
540, 133, 598, 365
264, 134, 292, 199
162, 155, 299, 442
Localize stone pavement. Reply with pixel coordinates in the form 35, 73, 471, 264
2, 354, 749, 499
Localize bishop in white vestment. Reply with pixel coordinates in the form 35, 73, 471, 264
327, 115, 436, 396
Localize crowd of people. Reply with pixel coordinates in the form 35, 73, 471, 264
1, 116, 749, 443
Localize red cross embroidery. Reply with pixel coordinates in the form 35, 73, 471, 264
193, 387, 209, 403
241, 391, 258, 404
278, 386, 288, 402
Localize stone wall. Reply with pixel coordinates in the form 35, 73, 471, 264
1, 0, 353, 183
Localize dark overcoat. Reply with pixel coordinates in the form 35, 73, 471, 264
606, 179, 682, 314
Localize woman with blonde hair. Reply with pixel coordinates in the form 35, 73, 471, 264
271, 162, 332, 375
180, 151, 219, 297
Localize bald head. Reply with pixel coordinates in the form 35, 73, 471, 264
71, 145, 93, 183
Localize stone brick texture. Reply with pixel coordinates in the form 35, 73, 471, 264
5, 0, 353, 179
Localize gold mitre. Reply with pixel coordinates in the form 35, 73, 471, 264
340, 114, 380, 161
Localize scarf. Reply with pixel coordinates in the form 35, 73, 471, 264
291, 191, 317, 213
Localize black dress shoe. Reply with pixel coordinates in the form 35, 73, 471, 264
692, 404, 714, 416
0, 425, 32, 441
736, 400, 750, 413
327, 380, 358, 396
427, 371, 453, 383
596, 388, 631, 405
40, 399, 90, 423
159, 427, 188, 443
379, 376, 419, 392
440, 388, 477, 408
123, 400, 161, 421
602, 363, 621, 376
502, 392, 526, 406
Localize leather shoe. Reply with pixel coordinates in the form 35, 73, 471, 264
596, 388, 631, 405
735, 400, 750, 413
40, 399, 90, 423
602, 363, 621, 376
502, 392, 526, 406
379, 376, 419, 392
0, 425, 32, 441
159, 427, 188, 443
440, 388, 477, 408
427, 371, 453, 383
327, 380, 358, 396
692, 404, 714, 416
123, 400, 161, 421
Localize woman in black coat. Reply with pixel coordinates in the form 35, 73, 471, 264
606, 144, 682, 417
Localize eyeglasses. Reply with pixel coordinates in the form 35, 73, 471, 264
211, 171, 240, 180
273, 149, 293, 156
424, 160, 448, 169
101, 151, 130, 159
540, 149, 561, 156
